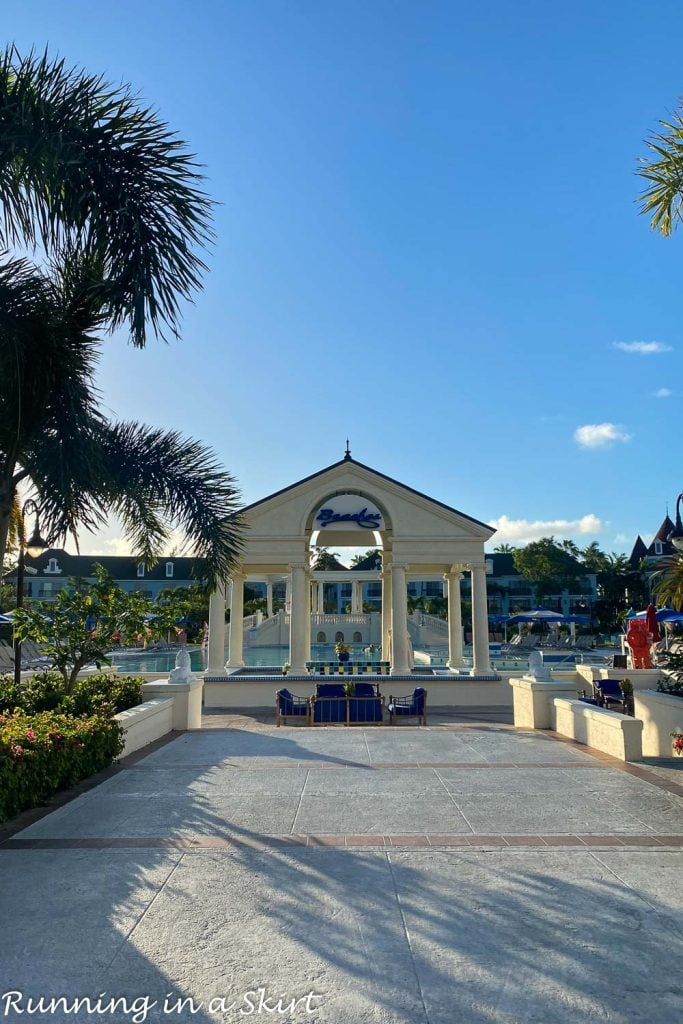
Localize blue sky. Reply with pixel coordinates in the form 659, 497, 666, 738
6, 1, 682, 556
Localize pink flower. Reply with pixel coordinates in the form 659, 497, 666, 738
26, 728, 35, 741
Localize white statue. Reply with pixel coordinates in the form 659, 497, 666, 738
526, 649, 551, 682
169, 646, 192, 683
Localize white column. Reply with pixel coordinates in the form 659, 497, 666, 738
381, 569, 392, 661
317, 581, 325, 614
285, 575, 292, 615
389, 562, 410, 674
444, 571, 465, 669
289, 563, 308, 675
352, 579, 362, 614
470, 561, 492, 675
226, 571, 245, 671
206, 580, 226, 675
266, 578, 274, 619
304, 571, 312, 658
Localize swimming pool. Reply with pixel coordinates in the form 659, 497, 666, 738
108, 643, 378, 673
106, 643, 611, 674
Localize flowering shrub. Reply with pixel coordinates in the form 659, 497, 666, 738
0, 671, 143, 717
0, 709, 124, 823
672, 731, 683, 757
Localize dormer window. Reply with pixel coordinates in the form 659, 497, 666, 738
654, 540, 663, 555
45, 557, 62, 575
137, 562, 145, 578
165, 561, 174, 578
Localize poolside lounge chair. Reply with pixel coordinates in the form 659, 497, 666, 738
0, 641, 15, 672
388, 687, 427, 725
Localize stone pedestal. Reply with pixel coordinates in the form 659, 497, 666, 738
141, 678, 204, 731
509, 677, 581, 730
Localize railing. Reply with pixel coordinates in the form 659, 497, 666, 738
416, 613, 449, 635
242, 613, 261, 630
310, 613, 371, 625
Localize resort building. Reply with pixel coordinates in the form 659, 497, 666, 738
5, 551, 197, 601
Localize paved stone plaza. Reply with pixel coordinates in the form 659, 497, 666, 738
2, 720, 683, 1023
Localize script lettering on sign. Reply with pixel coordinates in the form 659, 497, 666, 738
316, 507, 382, 530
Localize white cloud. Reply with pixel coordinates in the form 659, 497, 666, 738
488, 514, 603, 545
75, 528, 191, 558
613, 341, 672, 355
653, 387, 673, 398
613, 532, 631, 545
574, 423, 632, 448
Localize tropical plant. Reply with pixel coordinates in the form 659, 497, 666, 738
637, 104, 683, 236
652, 556, 683, 611
0, 49, 241, 584
513, 537, 582, 601
312, 548, 346, 570
13, 565, 161, 692
493, 544, 515, 554
349, 549, 382, 568
0, 47, 212, 348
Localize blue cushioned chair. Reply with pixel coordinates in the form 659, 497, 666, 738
275, 688, 310, 726
312, 683, 347, 724
388, 687, 427, 725
593, 679, 629, 713
348, 681, 384, 724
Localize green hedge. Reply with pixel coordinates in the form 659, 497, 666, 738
0, 709, 124, 823
0, 671, 143, 717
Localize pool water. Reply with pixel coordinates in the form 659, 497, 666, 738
107, 642, 610, 674
108, 643, 376, 673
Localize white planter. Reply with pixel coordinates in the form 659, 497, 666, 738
634, 689, 683, 758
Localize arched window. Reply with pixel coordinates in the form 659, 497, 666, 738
335, 631, 344, 642
353, 631, 362, 642
317, 631, 327, 643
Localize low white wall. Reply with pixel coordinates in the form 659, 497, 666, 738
576, 665, 663, 691
509, 677, 583, 730
634, 689, 683, 757
204, 674, 513, 709
115, 697, 174, 757
552, 697, 642, 762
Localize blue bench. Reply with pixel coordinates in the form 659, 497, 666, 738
310, 682, 385, 725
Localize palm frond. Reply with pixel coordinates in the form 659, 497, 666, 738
637, 111, 683, 236
0, 46, 214, 347
96, 421, 244, 587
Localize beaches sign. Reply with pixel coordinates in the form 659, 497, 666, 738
314, 495, 383, 531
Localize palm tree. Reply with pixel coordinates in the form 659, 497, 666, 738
0, 47, 212, 347
0, 49, 241, 584
637, 106, 683, 236
0, 255, 242, 586
652, 557, 683, 611
493, 544, 515, 553
312, 548, 346, 570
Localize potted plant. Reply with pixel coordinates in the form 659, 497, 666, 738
620, 677, 634, 716
335, 641, 350, 663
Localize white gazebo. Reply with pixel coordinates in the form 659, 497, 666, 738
206, 451, 495, 677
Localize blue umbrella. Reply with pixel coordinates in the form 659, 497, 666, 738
629, 607, 683, 622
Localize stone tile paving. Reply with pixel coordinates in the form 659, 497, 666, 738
1, 723, 683, 1023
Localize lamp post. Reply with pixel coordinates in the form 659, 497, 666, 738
14, 499, 49, 686
668, 493, 683, 553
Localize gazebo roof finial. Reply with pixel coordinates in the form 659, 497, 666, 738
344, 439, 352, 460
